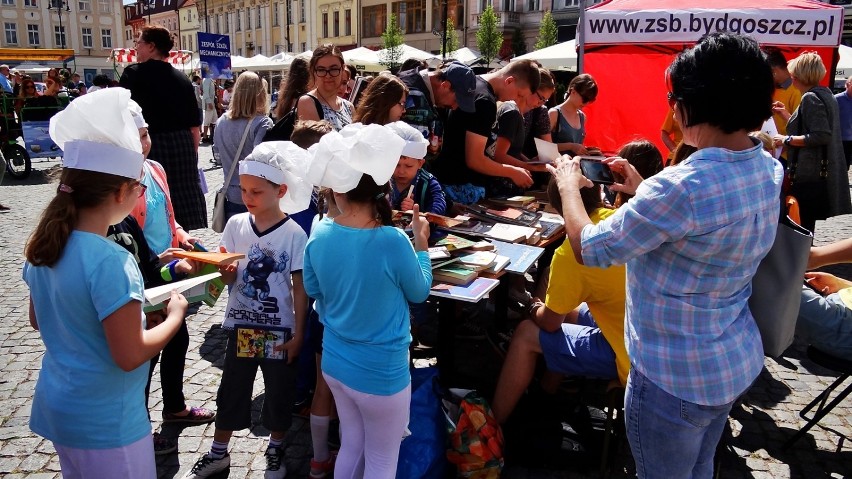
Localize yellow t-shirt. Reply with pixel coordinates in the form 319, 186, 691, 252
661, 109, 683, 159
773, 83, 802, 137
544, 207, 629, 385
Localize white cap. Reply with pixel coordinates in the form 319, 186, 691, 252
385, 121, 429, 160
50, 88, 143, 179
306, 123, 405, 193
241, 142, 313, 214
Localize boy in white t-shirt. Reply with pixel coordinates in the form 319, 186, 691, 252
183, 142, 313, 479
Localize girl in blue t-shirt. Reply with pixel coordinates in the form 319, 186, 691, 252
22, 88, 187, 479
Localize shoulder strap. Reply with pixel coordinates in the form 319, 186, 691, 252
223, 119, 253, 188
304, 94, 324, 120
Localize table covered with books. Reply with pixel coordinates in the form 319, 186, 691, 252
397, 194, 565, 385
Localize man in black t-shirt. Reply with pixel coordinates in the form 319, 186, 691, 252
121, 25, 207, 230
431, 60, 541, 204
397, 61, 476, 163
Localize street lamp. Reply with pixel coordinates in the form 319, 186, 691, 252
48, 0, 71, 49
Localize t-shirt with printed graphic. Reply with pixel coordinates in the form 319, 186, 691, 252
220, 213, 306, 332
398, 68, 446, 162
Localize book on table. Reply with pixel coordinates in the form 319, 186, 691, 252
486, 223, 538, 244
432, 265, 479, 285
489, 195, 537, 208
434, 233, 479, 252
430, 277, 501, 303
462, 204, 542, 227
488, 240, 546, 275
536, 211, 565, 240
456, 251, 498, 271
429, 246, 451, 260
485, 255, 511, 274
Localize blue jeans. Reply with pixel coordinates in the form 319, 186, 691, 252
796, 287, 852, 360
626, 369, 733, 479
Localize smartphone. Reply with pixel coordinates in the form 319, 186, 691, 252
192, 242, 208, 252
578, 157, 615, 185
804, 278, 825, 295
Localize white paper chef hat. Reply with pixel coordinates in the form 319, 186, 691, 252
384, 121, 429, 160
306, 122, 405, 193
241, 141, 313, 213
49, 88, 143, 179
127, 99, 148, 129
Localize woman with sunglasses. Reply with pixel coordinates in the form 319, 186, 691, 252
548, 73, 597, 156
297, 44, 353, 132
22, 76, 62, 122
14, 77, 39, 117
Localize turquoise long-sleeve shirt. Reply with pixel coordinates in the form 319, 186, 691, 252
303, 219, 432, 395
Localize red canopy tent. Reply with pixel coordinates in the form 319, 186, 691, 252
580, 0, 844, 155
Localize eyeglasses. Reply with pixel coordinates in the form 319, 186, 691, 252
315, 67, 342, 78
398, 100, 407, 108
536, 92, 547, 103
667, 91, 678, 110
133, 181, 148, 197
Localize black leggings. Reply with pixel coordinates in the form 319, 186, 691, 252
145, 319, 190, 415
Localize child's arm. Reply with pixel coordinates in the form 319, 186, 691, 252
425, 175, 447, 216
282, 271, 307, 365
102, 291, 187, 371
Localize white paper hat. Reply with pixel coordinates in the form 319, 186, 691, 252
306, 123, 405, 193
241, 141, 313, 213
385, 121, 429, 160
49, 88, 143, 179
127, 99, 148, 129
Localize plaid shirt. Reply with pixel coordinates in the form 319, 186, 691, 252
581, 145, 783, 405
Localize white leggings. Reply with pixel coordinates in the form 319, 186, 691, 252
323, 372, 411, 479
54, 433, 155, 479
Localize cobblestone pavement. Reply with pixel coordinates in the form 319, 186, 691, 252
1, 147, 851, 478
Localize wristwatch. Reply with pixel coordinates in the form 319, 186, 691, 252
784, 136, 792, 146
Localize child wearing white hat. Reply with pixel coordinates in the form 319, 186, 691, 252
386, 121, 447, 216
23, 87, 188, 479
184, 141, 312, 479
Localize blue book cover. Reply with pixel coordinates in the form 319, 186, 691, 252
487, 240, 545, 274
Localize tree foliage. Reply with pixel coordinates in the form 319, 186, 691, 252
442, 17, 461, 59
476, 4, 501, 66
535, 10, 558, 51
380, 14, 405, 71
511, 28, 527, 57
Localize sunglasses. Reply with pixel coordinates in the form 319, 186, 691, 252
315, 67, 342, 78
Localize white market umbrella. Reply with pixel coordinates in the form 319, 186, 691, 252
343, 47, 384, 72
511, 40, 577, 71
836, 44, 852, 77
375, 44, 440, 67
447, 47, 480, 65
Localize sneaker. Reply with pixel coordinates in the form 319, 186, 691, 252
153, 432, 177, 456
0, 204, 9, 212
163, 407, 216, 424
264, 446, 287, 479
292, 394, 312, 418
181, 453, 230, 479
486, 328, 513, 359
309, 453, 336, 478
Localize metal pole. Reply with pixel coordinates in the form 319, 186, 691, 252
58, 2, 65, 49
577, 0, 585, 73
204, 0, 209, 32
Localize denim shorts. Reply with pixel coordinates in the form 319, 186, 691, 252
538, 322, 618, 380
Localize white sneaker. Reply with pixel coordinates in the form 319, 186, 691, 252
181, 453, 230, 479
264, 446, 287, 479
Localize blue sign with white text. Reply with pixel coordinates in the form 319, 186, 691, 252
198, 32, 232, 80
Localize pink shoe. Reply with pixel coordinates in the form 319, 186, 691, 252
309, 452, 336, 478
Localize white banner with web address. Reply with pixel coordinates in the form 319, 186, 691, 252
584, 8, 844, 47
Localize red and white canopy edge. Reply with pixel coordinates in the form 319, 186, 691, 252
109, 48, 195, 66
579, 0, 844, 155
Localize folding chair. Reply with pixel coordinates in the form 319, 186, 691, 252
783, 346, 852, 449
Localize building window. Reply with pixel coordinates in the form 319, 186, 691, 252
246, 9, 251, 29
554, 0, 578, 7
300, 41, 306, 52
4, 22, 17, 44
275, 43, 282, 53
98, 0, 109, 13
333, 10, 339, 37
322, 12, 328, 37
24, 0, 36, 7
361, 4, 386, 38
393, 0, 426, 34
527, 0, 538, 11
479, 0, 489, 13
236, 9, 241, 31
433, 0, 462, 30
101, 28, 111, 48
238, 47, 242, 55
0, 0, 14, 5
299, 0, 305, 23
257, 45, 262, 54
345, 9, 351, 36
286, 0, 292, 25
82, 27, 92, 47
78, 0, 89, 10
273, 2, 279, 26
27, 24, 39, 45
54, 25, 65, 47
257, 6, 261, 26
224, 13, 229, 33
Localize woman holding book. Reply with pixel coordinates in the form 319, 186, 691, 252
303, 123, 432, 478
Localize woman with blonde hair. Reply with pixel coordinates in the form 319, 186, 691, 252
297, 44, 354, 131
213, 71, 273, 222
772, 51, 851, 232
352, 75, 408, 126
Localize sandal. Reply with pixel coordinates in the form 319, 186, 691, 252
162, 406, 216, 424
309, 452, 336, 478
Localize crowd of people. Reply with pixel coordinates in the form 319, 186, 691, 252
14, 22, 852, 479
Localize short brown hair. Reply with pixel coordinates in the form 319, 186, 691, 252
140, 25, 173, 57
352, 75, 408, 126
502, 59, 541, 93
569, 74, 598, 103
291, 120, 333, 149
309, 44, 345, 73
546, 176, 601, 216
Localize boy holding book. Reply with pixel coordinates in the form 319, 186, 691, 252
183, 142, 313, 479
387, 121, 447, 216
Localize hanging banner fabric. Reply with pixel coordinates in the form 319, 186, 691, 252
198, 33, 233, 80
585, 3, 843, 47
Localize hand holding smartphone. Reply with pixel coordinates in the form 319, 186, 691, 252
577, 156, 615, 185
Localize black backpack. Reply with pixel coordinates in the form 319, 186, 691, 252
264, 94, 324, 142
